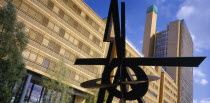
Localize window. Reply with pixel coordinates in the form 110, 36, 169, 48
72, 4, 78, 12
67, 0, 74, 8
43, 58, 49, 68
48, 40, 61, 53
59, 28, 65, 37
36, 33, 44, 43
58, 9, 64, 18
42, 16, 49, 26
28, 29, 43, 44
47, 1, 54, 10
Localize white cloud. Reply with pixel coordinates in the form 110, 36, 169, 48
194, 99, 198, 103
194, 98, 210, 103
194, 69, 208, 85
176, 0, 210, 53
194, 69, 206, 78
200, 79, 208, 85
177, 6, 195, 19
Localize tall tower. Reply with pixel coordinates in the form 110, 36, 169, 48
142, 5, 158, 57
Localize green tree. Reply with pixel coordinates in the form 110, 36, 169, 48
42, 60, 73, 103
0, 2, 28, 103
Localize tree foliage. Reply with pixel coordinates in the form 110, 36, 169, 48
0, 2, 28, 102
42, 60, 73, 103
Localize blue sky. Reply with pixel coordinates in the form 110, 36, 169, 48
83, 0, 210, 102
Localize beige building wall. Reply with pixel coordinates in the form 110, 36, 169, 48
166, 20, 181, 84
159, 72, 178, 103
142, 11, 157, 57
126, 41, 161, 103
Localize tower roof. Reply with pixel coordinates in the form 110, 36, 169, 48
147, 4, 158, 14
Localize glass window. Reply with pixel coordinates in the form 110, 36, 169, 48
42, 16, 49, 26
58, 9, 64, 18
24, 83, 33, 102
73, 21, 78, 28
59, 28, 65, 37
77, 8, 82, 15
72, 4, 78, 11
43, 59, 49, 68
29, 84, 43, 103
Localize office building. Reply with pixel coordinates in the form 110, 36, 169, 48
142, 4, 193, 103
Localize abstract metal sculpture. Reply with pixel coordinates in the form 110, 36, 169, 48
75, 0, 205, 103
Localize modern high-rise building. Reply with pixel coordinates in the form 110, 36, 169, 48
1, 0, 187, 103
143, 5, 193, 103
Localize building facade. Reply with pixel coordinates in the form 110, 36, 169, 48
1, 0, 108, 102
0, 0, 188, 103
142, 5, 193, 103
